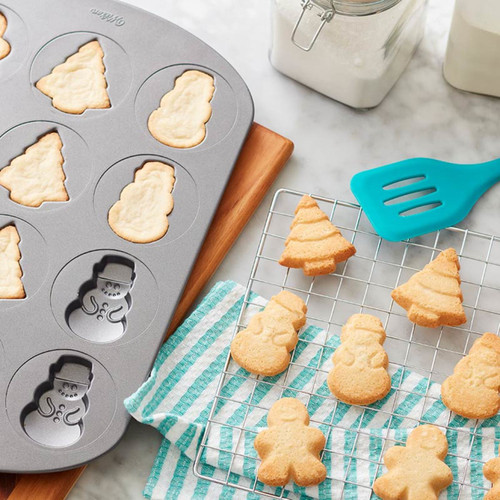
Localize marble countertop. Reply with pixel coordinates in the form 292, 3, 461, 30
70, 0, 500, 498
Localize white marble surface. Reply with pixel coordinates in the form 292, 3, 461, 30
70, 0, 500, 498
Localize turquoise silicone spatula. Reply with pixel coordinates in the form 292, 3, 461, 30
350, 158, 500, 241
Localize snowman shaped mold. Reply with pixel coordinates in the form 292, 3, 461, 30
23, 359, 93, 448
67, 257, 136, 343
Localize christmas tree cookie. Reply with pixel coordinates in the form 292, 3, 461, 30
279, 195, 356, 276
328, 314, 391, 405
391, 248, 466, 328
441, 333, 500, 419
36, 40, 110, 114
231, 290, 307, 376
0, 132, 68, 207
148, 70, 215, 148
484, 444, 500, 500
0, 225, 25, 299
254, 398, 327, 487
108, 161, 175, 243
0, 13, 10, 60
373, 425, 453, 500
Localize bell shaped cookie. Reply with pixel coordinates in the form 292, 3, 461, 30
279, 195, 356, 276
254, 398, 327, 487
108, 161, 175, 244
328, 314, 391, 405
0, 225, 25, 299
0, 13, 10, 60
36, 40, 110, 114
373, 425, 453, 500
148, 70, 214, 148
230, 291, 306, 376
391, 248, 466, 328
441, 333, 500, 419
484, 444, 500, 500
0, 132, 68, 207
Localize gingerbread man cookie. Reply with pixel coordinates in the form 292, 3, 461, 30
484, 444, 500, 500
231, 291, 307, 376
373, 425, 453, 500
279, 195, 356, 276
254, 398, 327, 487
441, 332, 500, 420
328, 314, 391, 405
391, 248, 466, 328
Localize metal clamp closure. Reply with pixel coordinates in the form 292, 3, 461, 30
291, 0, 335, 51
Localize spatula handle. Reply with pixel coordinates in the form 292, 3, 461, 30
476, 158, 500, 186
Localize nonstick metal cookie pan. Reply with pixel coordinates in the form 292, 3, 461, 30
0, 0, 253, 472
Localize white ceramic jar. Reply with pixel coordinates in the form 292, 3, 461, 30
270, 0, 427, 108
443, 0, 500, 98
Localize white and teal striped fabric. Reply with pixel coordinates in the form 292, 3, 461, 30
125, 281, 499, 500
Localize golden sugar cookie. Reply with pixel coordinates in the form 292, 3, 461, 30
0, 13, 10, 60
441, 332, 500, 419
148, 70, 214, 148
36, 40, 110, 114
328, 314, 391, 405
373, 425, 453, 500
0, 225, 25, 299
279, 195, 356, 276
230, 290, 306, 376
254, 398, 327, 487
0, 132, 68, 207
108, 161, 175, 244
484, 444, 500, 500
391, 248, 466, 328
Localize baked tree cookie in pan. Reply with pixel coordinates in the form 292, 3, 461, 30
148, 70, 215, 148
36, 40, 110, 114
328, 313, 391, 406
0, 225, 25, 299
254, 398, 327, 487
0, 13, 10, 60
0, 132, 68, 207
108, 161, 175, 244
279, 195, 356, 276
391, 248, 466, 328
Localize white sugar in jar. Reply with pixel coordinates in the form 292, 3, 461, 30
443, 0, 500, 98
270, 0, 427, 108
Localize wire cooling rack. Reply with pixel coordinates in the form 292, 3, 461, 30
194, 188, 500, 499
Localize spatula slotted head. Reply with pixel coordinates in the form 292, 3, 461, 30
350, 158, 477, 241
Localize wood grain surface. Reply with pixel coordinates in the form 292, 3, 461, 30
0, 122, 293, 500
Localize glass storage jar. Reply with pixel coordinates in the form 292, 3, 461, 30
443, 0, 500, 98
270, 0, 427, 108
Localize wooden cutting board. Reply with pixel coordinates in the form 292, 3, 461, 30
0, 122, 293, 500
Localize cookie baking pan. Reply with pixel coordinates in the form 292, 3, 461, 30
0, 0, 253, 472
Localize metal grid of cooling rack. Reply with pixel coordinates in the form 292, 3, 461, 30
194, 188, 500, 499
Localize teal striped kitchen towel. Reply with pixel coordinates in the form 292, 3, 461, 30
124, 280, 499, 500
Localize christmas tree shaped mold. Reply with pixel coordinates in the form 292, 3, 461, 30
0, 225, 25, 299
391, 248, 466, 328
36, 40, 110, 114
0, 132, 68, 207
22, 357, 93, 448
279, 195, 356, 276
0, 12, 10, 60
